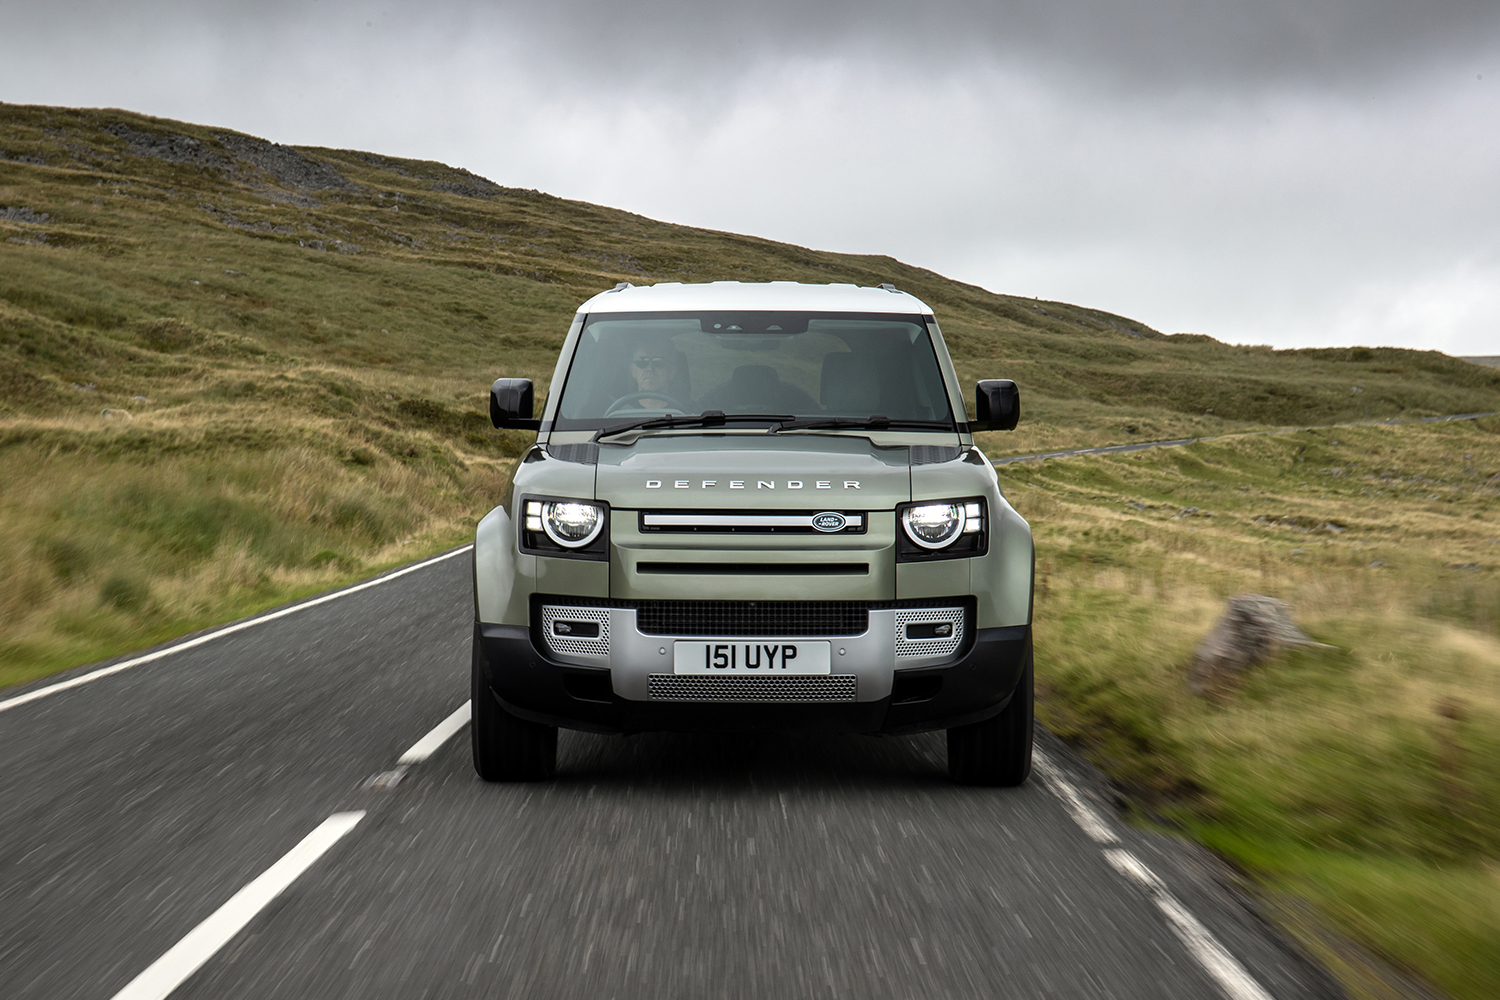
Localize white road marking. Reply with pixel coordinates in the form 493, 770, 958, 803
1103, 847, 1163, 890
1036, 754, 1277, 1000
1105, 849, 1275, 1000
398, 701, 472, 764
1032, 751, 1119, 844
108, 811, 366, 1000
0, 545, 474, 715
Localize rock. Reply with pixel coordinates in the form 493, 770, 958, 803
1189, 594, 1333, 695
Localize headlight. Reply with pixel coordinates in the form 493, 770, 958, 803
902, 502, 965, 549
896, 498, 987, 561
528, 500, 605, 548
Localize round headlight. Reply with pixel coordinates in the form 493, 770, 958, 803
902, 502, 965, 549
542, 501, 604, 548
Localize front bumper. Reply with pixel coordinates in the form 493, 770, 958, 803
475, 613, 1030, 736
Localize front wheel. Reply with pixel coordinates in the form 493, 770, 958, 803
947, 644, 1033, 786
472, 628, 557, 782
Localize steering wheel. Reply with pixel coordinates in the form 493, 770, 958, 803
604, 392, 690, 416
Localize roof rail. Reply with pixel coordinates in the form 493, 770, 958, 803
879, 283, 900, 293
608, 281, 634, 292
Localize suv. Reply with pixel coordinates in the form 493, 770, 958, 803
472, 281, 1033, 784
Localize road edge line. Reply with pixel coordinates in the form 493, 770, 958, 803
0, 545, 474, 715
1038, 751, 1276, 1000
107, 811, 366, 1000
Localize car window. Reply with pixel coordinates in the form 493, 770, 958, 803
552, 311, 954, 428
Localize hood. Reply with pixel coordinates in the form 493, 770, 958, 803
594, 433, 912, 510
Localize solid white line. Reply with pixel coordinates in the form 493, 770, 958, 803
1032, 751, 1119, 844
108, 811, 365, 1000
398, 701, 472, 764
0, 545, 474, 715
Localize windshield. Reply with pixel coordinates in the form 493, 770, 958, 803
551, 311, 955, 431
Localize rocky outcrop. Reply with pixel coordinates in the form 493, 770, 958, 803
1189, 594, 1332, 695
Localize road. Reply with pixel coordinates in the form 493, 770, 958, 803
0, 549, 1343, 1000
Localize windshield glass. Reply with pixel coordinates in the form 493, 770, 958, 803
551, 311, 955, 430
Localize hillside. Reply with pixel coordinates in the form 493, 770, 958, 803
4, 104, 1500, 999
3, 101, 1499, 684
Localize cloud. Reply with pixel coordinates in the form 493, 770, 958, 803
1, 0, 1497, 352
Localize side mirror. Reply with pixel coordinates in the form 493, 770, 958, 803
490, 378, 541, 430
974, 379, 1020, 431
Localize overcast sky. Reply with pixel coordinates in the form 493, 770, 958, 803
2, 0, 1497, 354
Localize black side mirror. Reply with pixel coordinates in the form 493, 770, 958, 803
974, 379, 1020, 431
490, 378, 541, 430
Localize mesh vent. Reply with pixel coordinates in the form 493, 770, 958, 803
648, 674, 858, 702
909, 445, 962, 466
546, 442, 599, 465
540, 606, 610, 657
894, 608, 964, 658
636, 601, 868, 637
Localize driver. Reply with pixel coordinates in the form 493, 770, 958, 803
624, 341, 682, 409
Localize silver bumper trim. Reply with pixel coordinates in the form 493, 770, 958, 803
537, 604, 968, 702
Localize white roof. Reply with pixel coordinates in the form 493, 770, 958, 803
575, 280, 934, 316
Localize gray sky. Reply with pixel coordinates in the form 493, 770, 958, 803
3, 0, 1497, 353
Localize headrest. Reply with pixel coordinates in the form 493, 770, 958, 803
820, 353, 880, 414
731, 365, 779, 393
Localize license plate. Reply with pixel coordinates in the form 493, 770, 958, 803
673, 640, 832, 675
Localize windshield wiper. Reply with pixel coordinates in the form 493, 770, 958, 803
768, 416, 953, 434
592, 411, 796, 443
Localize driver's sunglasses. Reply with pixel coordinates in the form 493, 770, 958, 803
631, 356, 671, 370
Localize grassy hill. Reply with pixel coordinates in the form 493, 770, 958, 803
4, 102, 1500, 1000
8, 100, 1493, 687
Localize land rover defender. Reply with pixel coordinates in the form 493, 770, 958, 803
472, 281, 1033, 784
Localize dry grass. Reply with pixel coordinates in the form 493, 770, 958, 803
0, 402, 515, 688
1002, 418, 1500, 999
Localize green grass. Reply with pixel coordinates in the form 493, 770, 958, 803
4, 101, 1500, 999
1001, 418, 1500, 999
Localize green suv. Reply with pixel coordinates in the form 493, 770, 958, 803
472, 281, 1033, 784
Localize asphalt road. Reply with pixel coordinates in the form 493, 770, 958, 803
0, 550, 1344, 1000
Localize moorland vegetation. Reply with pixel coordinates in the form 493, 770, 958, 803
3, 102, 1499, 999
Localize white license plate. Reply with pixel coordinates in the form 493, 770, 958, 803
673, 640, 831, 675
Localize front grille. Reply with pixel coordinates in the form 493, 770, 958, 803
636, 601, 869, 636
648, 674, 858, 702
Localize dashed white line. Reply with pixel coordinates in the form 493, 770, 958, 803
1031, 751, 1118, 844
0, 545, 473, 715
108, 811, 366, 1000
1105, 848, 1276, 1000
398, 701, 473, 764
1036, 752, 1276, 1000
1156, 894, 1277, 1000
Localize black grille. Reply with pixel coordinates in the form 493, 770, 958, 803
635, 601, 869, 637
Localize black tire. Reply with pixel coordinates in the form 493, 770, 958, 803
471, 627, 557, 782
947, 644, 1033, 786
